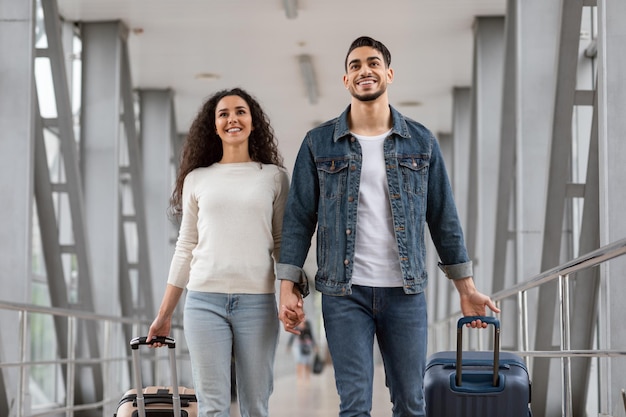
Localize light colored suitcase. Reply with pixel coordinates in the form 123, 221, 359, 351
114, 336, 198, 417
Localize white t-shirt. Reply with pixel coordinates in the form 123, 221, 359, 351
167, 162, 290, 294
351, 130, 404, 287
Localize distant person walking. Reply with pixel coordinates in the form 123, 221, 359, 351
286, 320, 316, 381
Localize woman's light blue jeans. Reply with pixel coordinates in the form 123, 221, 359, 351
184, 291, 279, 417
322, 286, 428, 417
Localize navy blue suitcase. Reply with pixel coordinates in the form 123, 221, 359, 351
424, 316, 531, 417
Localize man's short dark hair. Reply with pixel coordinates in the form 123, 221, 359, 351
344, 36, 392, 71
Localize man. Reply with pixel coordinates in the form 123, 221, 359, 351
277, 36, 499, 417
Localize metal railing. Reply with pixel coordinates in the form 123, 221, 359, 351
0, 302, 187, 417
2, 238, 626, 417
429, 237, 626, 417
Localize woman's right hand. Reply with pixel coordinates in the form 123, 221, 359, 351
147, 285, 184, 347
146, 315, 172, 348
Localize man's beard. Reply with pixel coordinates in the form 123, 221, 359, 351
351, 85, 386, 102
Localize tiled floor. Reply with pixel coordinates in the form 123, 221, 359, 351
230, 364, 391, 417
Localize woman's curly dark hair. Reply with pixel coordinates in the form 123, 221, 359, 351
169, 88, 284, 219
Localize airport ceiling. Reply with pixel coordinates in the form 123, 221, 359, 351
56, 0, 505, 169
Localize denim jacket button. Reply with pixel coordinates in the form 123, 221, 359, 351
343, 259, 350, 265
346, 229, 351, 235
350, 165, 356, 171
348, 196, 354, 202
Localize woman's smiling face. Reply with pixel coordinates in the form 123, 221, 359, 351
214, 95, 254, 147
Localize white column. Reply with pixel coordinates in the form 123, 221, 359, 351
466, 16, 505, 294
80, 21, 124, 316
0, 0, 35, 412
139, 89, 178, 313
597, 1, 626, 415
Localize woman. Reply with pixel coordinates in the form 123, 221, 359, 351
147, 88, 289, 417
286, 319, 317, 381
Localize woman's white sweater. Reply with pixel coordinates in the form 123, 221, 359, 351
167, 162, 290, 294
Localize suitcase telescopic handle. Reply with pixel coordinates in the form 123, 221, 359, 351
130, 336, 181, 417
130, 336, 176, 349
456, 316, 500, 388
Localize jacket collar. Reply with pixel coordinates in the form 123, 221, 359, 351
333, 104, 411, 142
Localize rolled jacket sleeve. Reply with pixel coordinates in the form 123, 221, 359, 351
276, 263, 310, 297
438, 260, 473, 280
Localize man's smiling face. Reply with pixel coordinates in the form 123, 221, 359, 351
343, 46, 394, 102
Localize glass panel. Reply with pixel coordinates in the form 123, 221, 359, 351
72, 34, 82, 145
34, 0, 46, 48
29, 291, 65, 407
32, 204, 46, 279
35, 57, 58, 118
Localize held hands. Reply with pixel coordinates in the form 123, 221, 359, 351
278, 280, 305, 335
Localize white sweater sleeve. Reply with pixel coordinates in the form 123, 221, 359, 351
167, 172, 198, 289
271, 168, 290, 263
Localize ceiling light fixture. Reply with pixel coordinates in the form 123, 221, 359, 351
298, 54, 318, 105
283, 0, 298, 19
194, 72, 220, 80
397, 100, 422, 107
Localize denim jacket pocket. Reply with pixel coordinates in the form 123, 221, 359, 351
398, 156, 428, 195
316, 158, 350, 200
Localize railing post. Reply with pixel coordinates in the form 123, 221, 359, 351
559, 274, 573, 417
18, 310, 28, 417
66, 316, 76, 417
517, 291, 530, 366
103, 320, 111, 417
598, 261, 611, 416
517, 292, 524, 350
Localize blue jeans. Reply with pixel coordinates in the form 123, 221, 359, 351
322, 286, 428, 417
183, 291, 279, 417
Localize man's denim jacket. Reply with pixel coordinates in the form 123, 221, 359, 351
277, 105, 472, 297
